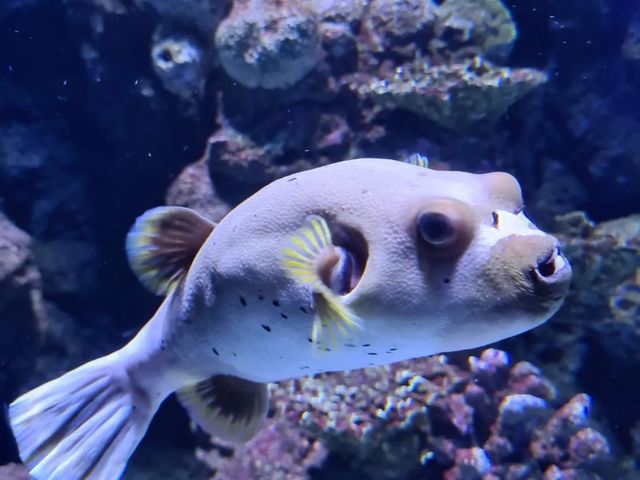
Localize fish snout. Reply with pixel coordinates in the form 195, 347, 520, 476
483, 234, 572, 313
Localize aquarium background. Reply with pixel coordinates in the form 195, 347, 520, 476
1, 0, 639, 478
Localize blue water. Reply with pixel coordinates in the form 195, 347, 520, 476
0, 0, 639, 478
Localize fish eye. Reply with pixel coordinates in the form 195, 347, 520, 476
415, 198, 477, 258
418, 212, 455, 246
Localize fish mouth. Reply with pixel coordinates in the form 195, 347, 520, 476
529, 246, 572, 300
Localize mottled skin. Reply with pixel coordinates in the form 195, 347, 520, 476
125, 158, 569, 393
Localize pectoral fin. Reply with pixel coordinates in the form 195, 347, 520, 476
177, 375, 269, 443
282, 215, 362, 350
126, 206, 215, 295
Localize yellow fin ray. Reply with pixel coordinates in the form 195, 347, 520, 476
282, 215, 362, 351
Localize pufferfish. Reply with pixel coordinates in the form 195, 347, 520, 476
9, 158, 571, 479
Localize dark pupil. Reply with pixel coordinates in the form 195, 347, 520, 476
419, 212, 453, 244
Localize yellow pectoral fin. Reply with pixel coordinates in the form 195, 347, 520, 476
282, 215, 333, 288
312, 290, 362, 350
282, 215, 362, 351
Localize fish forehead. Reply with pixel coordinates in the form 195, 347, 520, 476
216, 158, 508, 236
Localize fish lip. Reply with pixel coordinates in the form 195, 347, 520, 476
529, 246, 572, 296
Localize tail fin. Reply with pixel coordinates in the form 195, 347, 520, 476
9, 355, 157, 480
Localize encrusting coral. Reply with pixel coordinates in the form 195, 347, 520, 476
199, 349, 617, 479
347, 56, 547, 130
214, 0, 320, 89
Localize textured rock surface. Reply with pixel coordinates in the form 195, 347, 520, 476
199, 349, 620, 479
215, 0, 320, 89
348, 56, 547, 129
0, 214, 44, 401
437, 0, 517, 61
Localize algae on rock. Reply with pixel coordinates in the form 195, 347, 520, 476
348, 56, 547, 130
437, 0, 518, 61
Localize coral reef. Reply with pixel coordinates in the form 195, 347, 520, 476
554, 212, 640, 326
151, 31, 208, 102
198, 419, 327, 480
166, 159, 232, 222
0, 464, 29, 480
215, 0, 320, 89
199, 349, 622, 479
360, 0, 438, 53
436, 0, 517, 61
0, 214, 44, 401
347, 56, 547, 130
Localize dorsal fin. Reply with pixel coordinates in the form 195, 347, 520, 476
126, 206, 215, 295
404, 153, 430, 168
177, 375, 269, 443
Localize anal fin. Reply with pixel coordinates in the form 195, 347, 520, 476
176, 375, 269, 444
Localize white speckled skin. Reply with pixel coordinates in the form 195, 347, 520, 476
123, 158, 568, 394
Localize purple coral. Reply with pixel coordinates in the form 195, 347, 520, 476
198, 349, 622, 479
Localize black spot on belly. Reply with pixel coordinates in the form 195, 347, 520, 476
300, 306, 308, 314
239, 295, 247, 307
308, 337, 313, 343
367, 352, 377, 356
280, 313, 288, 319
212, 347, 219, 356
272, 300, 280, 307
390, 347, 398, 351
262, 324, 272, 332
258, 295, 265, 301
443, 278, 450, 284
362, 343, 371, 347
345, 343, 356, 347
233, 352, 237, 357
